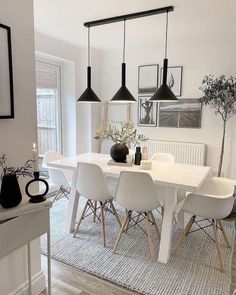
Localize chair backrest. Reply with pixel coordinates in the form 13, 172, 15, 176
76, 162, 110, 201
151, 153, 175, 163
43, 151, 68, 187
115, 171, 161, 212
182, 177, 235, 219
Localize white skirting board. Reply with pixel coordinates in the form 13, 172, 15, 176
11, 271, 45, 295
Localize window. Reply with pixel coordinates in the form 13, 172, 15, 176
35, 61, 62, 158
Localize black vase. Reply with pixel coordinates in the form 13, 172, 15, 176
110, 144, 129, 163
0, 174, 22, 208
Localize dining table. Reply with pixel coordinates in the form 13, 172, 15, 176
47, 152, 211, 264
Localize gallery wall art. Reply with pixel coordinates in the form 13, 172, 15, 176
158, 99, 202, 128
0, 23, 14, 119
138, 96, 157, 127
138, 64, 159, 94
160, 66, 183, 97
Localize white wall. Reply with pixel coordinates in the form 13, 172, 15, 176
99, 36, 236, 178
0, 0, 45, 294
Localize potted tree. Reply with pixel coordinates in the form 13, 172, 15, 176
200, 75, 236, 176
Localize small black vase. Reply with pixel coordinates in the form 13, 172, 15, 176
110, 144, 129, 163
0, 174, 22, 208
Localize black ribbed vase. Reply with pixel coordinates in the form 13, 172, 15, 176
110, 144, 129, 163
0, 174, 22, 208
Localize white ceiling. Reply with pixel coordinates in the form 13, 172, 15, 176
34, 0, 236, 50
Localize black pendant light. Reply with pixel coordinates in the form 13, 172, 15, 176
111, 20, 136, 103
77, 26, 101, 103
150, 12, 177, 102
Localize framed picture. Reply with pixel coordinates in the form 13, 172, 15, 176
138, 96, 157, 127
138, 64, 159, 94
0, 23, 14, 119
160, 66, 183, 96
158, 99, 202, 129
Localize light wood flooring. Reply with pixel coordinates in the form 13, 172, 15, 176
40, 255, 139, 295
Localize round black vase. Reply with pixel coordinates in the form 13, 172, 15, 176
110, 144, 129, 163
0, 174, 22, 208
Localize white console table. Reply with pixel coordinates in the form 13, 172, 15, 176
0, 197, 52, 295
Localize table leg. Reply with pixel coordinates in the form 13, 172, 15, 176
158, 187, 177, 264
27, 243, 32, 295
47, 230, 51, 295
65, 169, 80, 233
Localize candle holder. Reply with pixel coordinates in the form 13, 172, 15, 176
25, 172, 49, 203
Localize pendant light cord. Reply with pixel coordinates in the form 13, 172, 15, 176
123, 19, 126, 63
164, 11, 169, 59
88, 26, 91, 66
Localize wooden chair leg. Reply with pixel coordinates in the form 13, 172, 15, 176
161, 207, 164, 217
218, 220, 231, 248
109, 200, 122, 227
100, 202, 106, 247
149, 211, 161, 239
125, 211, 132, 233
172, 215, 195, 255
93, 201, 97, 222
73, 200, 89, 237
52, 186, 63, 204
212, 219, 224, 272
145, 212, 156, 261
114, 212, 130, 253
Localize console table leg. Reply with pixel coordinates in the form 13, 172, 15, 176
47, 230, 51, 295
27, 243, 32, 295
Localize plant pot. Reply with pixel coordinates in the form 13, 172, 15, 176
0, 174, 22, 208
110, 144, 129, 163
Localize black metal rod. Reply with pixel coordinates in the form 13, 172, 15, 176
84, 6, 174, 27
122, 63, 126, 86
162, 58, 168, 85
87, 66, 91, 88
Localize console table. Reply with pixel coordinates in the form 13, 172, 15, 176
0, 197, 52, 295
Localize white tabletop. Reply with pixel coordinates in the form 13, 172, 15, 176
0, 196, 52, 222
48, 152, 211, 191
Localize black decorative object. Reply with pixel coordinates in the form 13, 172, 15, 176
25, 172, 49, 203
110, 144, 129, 163
150, 12, 178, 102
0, 23, 14, 119
134, 147, 142, 165
111, 21, 136, 103
77, 26, 101, 103
0, 174, 22, 208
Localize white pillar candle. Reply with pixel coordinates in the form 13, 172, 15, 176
32, 143, 39, 172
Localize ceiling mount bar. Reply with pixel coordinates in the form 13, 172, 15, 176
84, 6, 174, 27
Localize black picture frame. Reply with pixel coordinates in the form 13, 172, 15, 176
0, 23, 14, 119
137, 96, 157, 127
138, 64, 159, 94
158, 99, 202, 129
160, 66, 183, 97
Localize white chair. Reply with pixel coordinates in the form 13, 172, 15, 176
43, 151, 72, 204
172, 177, 235, 272
113, 171, 162, 261
151, 153, 175, 162
73, 162, 121, 247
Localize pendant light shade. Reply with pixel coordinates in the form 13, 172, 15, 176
111, 21, 136, 103
111, 63, 136, 102
77, 27, 101, 103
150, 12, 177, 102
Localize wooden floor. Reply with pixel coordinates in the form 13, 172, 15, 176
41, 255, 139, 295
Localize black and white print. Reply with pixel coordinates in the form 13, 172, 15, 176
138, 96, 157, 127
160, 66, 183, 97
138, 64, 159, 94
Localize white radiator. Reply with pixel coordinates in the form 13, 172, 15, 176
141, 140, 206, 166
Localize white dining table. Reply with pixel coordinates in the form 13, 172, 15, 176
47, 152, 211, 264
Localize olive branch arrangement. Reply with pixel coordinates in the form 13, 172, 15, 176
95, 121, 148, 146
0, 154, 34, 180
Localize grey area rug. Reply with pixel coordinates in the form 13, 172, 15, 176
41, 199, 235, 295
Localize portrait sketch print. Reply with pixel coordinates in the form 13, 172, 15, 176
138, 64, 159, 94
138, 96, 157, 127
0, 23, 14, 118
160, 66, 183, 97
159, 99, 202, 128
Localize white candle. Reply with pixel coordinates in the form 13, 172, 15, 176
32, 142, 39, 172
